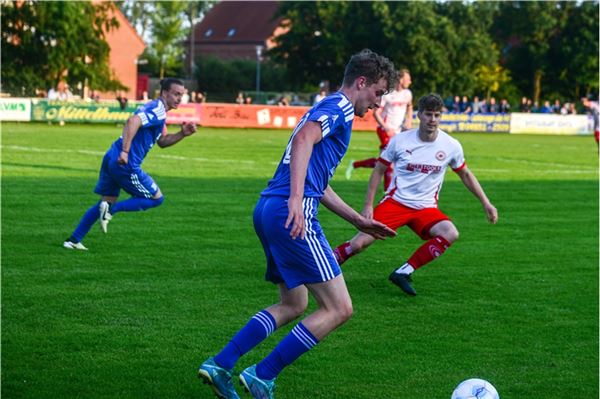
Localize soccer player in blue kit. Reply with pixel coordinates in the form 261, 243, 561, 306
63, 78, 197, 250
198, 50, 397, 399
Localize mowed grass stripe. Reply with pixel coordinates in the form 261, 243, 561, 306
2, 122, 598, 398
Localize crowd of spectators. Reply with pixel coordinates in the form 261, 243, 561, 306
446, 95, 583, 115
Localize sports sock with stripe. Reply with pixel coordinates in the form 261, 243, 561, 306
255, 322, 319, 380
214, 310, 277, 370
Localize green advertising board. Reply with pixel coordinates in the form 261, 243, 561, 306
31, 100, 140, 123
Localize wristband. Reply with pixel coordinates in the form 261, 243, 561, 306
122, 150, 129, 153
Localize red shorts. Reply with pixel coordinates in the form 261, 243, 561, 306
373, 198, 450, 240
376, 126, 390, 149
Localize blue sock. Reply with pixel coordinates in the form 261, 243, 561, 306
111, 196, 164, 214
214, 310, 277, 370
256, 322, 318, 380
70, 201, 101, 242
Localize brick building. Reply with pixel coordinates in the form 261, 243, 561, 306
186, 1, 285, 67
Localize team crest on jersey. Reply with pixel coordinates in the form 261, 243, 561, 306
435, 151, 446, 161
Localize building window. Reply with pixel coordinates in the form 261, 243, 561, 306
227, 28, 236, 37
204, 29, 213, 37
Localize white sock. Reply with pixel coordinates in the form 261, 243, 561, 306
394, 263, 414, 275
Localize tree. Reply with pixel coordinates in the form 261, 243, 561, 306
1, 1, 125, 96
269, 1, 500, 97
490, 1, 598, 103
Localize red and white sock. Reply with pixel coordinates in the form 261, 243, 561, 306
397, 236, 451, 273
333, 241, 355, 265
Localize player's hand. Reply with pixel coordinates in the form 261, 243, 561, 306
484, 202, 498, 224
285, 196, 305, 240
182, 121, 197, 136
355, 216, 396, 240
118, 151, 128, 165
361, 205, 374, 220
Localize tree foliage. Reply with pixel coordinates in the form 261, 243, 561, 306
491, 1, 598, 102
269, 1, 597, 103
1, 0, 125, 96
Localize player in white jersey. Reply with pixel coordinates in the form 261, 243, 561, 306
581, 96, 599, 146
346, 69, 413, 191
334, 94, 498, 296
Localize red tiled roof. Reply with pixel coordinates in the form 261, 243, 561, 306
194, 1, 282, 44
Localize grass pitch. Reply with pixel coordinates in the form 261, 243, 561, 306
2, 122, 598, 398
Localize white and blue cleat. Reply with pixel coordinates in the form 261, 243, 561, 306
198, 357, 240, 399
239, 365, 276, 399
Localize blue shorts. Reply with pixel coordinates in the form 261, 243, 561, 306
253, 195, 341, 289
94, 151, 159, 198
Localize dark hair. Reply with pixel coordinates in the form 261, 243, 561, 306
160, 78, 184, 94
418, 94, 445, 112
342, 49, 398, 92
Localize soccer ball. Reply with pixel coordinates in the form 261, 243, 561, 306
451, 378, 499, 399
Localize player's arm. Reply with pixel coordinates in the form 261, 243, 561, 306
285, 121, 322, 240
456, 166, 498, 224
362, 161, 388, 219
118, 114, 143, 165
321, 185, 395, 240
402, 103, 413, 130
373, 106, 386, 128
157, 122, 197, 148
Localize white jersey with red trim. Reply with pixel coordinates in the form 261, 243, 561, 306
379, 128, 465, 209
380, 88, 413, 132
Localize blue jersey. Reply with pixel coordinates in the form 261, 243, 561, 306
109, 98, 167, 168
262, 92, 355, 198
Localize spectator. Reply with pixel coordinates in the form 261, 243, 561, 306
142, 91, 149, 101
181, 89, 190, 104
314, 89, 327, 104
471, 96, 481, 113
479, 98, 488, 113
519, 97, 530, 113
488, 97, 498, 113
460, 95, 471, 113
57, 81, 73, 101
47, 86, 58, 101
277, 96, 289, 106
531, 101, 539, 113
540, 100, 552, 113
244, 96, 252, 104
116, 92, 128, 110
499, 99, 511, 114
451, 95, 461, 113
235, 91, 245, 104
552, 99, 562, 114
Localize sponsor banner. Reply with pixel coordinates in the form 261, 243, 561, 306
166, 103, 201, 124
191, 103, 378, 131
31, 99, 138, 123
0, 98, 31, 121
438, 113, 510, 133
510, 112, 590, 135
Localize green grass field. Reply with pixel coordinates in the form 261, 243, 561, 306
2, 121, 598, 398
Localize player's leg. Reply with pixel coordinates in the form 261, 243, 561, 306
242, 275, 351, 396
64, 156, 119, 249
333, 231, 376, 265
346, 157, 377, 180
389, 213, 456, 296
334, 197, 405, 265
383, 163, 394, 191
102, 169, 165, 233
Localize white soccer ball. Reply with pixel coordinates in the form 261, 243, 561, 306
451, 378, 499, 399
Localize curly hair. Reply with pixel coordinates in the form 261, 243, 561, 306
342, 49, 398, 92
418, 94, 445, 112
